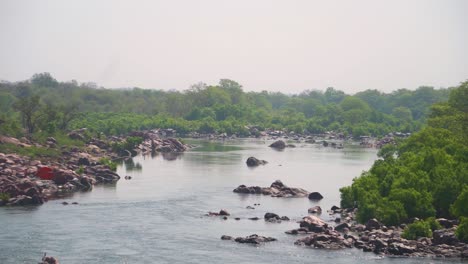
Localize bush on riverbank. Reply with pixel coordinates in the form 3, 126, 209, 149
340, 81, 468, 226
402, 220, 433, 240
456, 218, 468, 243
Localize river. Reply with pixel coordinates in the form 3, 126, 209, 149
0, 139, 463, 263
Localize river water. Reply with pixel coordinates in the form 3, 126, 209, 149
0, 139, 463, 263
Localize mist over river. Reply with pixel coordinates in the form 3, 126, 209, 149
0, 139, 463, 263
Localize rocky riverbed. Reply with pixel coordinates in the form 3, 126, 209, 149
226, 181, 468, 259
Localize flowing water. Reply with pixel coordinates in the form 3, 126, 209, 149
0, 139, 463, 263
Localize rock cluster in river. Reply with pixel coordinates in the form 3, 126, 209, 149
233, 180, 309, 198
284, 209, 468, 258
221, 234, 277, 245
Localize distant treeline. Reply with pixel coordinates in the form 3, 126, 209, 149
0, 72, 452, 137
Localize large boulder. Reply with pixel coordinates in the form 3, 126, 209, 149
308, 192, 324, 200
246, 157, 268, 167
264, 212, 280, 221
365, 218, 381, 231
269, 140, 286, 150
299, 215, 328, 233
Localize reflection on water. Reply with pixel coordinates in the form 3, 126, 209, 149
123, 158, 142, 171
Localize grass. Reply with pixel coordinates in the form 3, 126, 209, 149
0, 143, 61, 158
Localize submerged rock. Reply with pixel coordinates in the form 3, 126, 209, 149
308, 192, 324, 200
234, 234, 277, 244
246, 157, 268, 167
308, 206, 322, 214
269, 140, 286, 150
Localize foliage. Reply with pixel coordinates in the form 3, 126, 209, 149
402, 220, 433, 240
0, 143, 60, 159
340, 81, 468, 225
111, 136, 143, 155
76, 166, 85, 175
456, 217, 468, 243
0, 73, 452, 139
450, 186, 468, 218
0, 192, 10, 202
99, 157, 117, 171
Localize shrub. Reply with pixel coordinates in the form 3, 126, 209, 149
99, 157, 117, 171
402, 220, 432, 240
0, 192, 10, 202
450, 186, 468, 217
425, 217, 442, 231
455, 217, 468, 243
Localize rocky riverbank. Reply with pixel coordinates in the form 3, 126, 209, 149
0, 130, 189, 206
287, 209, 468, 258
224, 180, 468, 259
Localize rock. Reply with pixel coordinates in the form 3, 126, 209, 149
219, 209, 230, 216
40, 253, 59, 264
437, 218, 458, 228
246, 206, 255, 209
370, 238, 388, 253
295, 229, 351, 249
280, 216, 290, 221
248, 217, 260, 221
62, 202, 69, 205
246, 157, 268, 167
264, 212, 280, 221
233, 181, 309, 198
365, 218, 381, 231
67, 131, 84, 141
285, 227, 310, 235
46, 137, 57, 144
387, 243, 415, 255
433, 228, 459, 245
334, 222, 351, 232
234, 234, 277, 244
77, 157, 90, 166
308, 206, 322, 214
269, 140, 286, 149
300, 215, 328, 233
221, 235, 233, 240
308, 192, 323, 200
234, 217, 240, 221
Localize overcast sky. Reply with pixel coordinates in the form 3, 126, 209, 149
1, 0, 467, 93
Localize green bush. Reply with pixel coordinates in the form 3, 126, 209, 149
425, 217, 442, 231
455, 217, 468, 243
402, 220, 432, 240
99, 157, 117, 171
450, 186, 468, 217
0, 192, 10, 202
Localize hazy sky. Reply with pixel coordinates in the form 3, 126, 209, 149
1, 0, 467, 93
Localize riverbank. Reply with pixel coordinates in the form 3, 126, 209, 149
0, 129, 189, 206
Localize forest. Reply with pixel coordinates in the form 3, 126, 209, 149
0, 72, 452, 138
